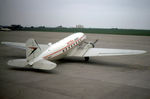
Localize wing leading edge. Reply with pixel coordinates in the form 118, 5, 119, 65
84, 48, 146, 57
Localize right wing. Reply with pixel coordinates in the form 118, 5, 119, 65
1, 41, 49, 50
84, 48, 146, 57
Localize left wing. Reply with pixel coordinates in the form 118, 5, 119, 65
1, 41, 49, 51
83, 48, 146, 57
1, 42, 26, 50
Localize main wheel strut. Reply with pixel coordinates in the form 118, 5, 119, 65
84, 57, 89, 61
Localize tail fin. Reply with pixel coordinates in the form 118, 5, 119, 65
26, 38, 41, 62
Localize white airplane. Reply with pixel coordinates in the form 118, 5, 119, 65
1, 32, 146, 70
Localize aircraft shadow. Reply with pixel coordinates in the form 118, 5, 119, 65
6, 55, 149, 72
2, 55, 26, 59
10, 67, 58, 74
57, 57, 148, 70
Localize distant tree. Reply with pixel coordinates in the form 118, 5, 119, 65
57, 25, 63, 28
31, 26, 34, 28
38, 26, 45, 28
10, 25, 23, 30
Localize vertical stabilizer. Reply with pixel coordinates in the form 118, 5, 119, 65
26, 38, 41, 62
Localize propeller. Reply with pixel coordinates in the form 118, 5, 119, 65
84, 39, 99, 48
90, 39, 99, 48
93, 39, 98, 44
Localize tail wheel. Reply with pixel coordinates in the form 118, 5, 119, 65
84, 57, 89, 61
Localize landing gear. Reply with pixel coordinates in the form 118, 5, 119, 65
84, 57, 89, 61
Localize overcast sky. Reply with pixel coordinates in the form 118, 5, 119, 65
0, 0, 150, 29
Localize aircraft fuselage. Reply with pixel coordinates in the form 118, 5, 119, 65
40, 32, 86, 61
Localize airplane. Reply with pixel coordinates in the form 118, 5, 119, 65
1, 32, 146, 70
0, 27, 11, 31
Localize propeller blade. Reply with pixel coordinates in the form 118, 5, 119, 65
93, 39, 98, 44
83, 41, 88, 44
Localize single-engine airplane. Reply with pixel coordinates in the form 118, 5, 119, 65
1, 32, 146, 70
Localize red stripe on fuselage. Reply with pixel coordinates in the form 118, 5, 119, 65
43, 35, 85, 59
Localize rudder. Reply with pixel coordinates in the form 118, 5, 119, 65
26, 38, 41, 62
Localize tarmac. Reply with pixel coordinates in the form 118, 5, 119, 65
0, 31, 150, 99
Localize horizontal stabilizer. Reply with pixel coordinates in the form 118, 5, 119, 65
32, 59, 57, 70
8, 59, 28, 67
7, 59, 56, 70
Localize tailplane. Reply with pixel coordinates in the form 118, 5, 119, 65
4, 38, 57, 70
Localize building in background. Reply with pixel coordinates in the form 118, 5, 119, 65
76, 24, 84, 28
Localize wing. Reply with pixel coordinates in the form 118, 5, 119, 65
84, 48, 146, 57
1, 41, 48, 50
1, 42, 26, 50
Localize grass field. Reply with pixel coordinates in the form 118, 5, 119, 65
21, 27, 150, 36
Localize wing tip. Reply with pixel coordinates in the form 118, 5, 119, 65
132, 50, 147, 55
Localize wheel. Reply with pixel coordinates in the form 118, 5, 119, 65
84, 57, 89, 61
